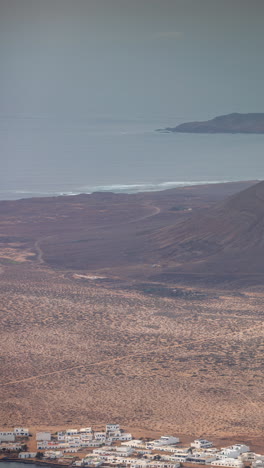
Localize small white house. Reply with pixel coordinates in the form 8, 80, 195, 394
115, 446, 135, 456
0, 443, 22, 451
117, 432, 132, 441
94, 432, 106, 441
219, 445, 250, 459
170, 452, 189, 462
106, 424, 120, 433
85, 440, 102, 447
240, 452, 258, 462
66, 429, 78, 436
14, 428, 29, 437
36, 432, 51, 441
186, 453, 217, 464
252, 461, 264, 468
80, 427, 93, 433
0, 432, 15, 442
37, 441, 49, 450
148, 436, 180, 448
19, 452, 37, 459
211, 458, 243, 468
44, 450, 63, 459
64, 447, 78, 453
122, 439, 143, 446
82, 456, 104, 467
191, 439, 213, 449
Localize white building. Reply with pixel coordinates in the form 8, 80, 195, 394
252, 461, 264, 468
64, 447, 79, 453
66, 429, 78, 436
94, 432, 106, 442
80, 455, 104, 467
44, 450, 63, 459
116, 446, 135, 456
19, 452, 37, 459
110, 432, 132, 442
186, 453, 216, 464
37, 441, 49, 450
219, 445, 250, 459
106, 424, 120, 433
14, 428, 29, 437
93, 446, 135, 458
0, 432, 15, 442
148, 436, 180, 448
170, 451, 189, 462
211, 458, 243, 468
131, 462, 180, 468
0, 443, 22, 451
240, 452, 258, 462
154, 446, 183, 453
80, 427, 93, 433
84, 440, 102, 447
191, 439, 213, 449
121, 440, 146, 449
36, 432, 51, 441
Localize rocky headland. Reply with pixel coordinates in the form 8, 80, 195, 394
162, 113, 264, 134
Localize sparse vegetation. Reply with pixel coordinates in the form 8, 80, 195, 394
0, 182, 263, 442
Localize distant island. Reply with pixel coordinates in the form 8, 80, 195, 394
161, 113, 264, 134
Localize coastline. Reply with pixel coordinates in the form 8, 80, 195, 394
0, 459, 71, 468
0, 179, 258, 201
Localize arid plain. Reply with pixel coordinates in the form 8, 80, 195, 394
0, 182, 263, 450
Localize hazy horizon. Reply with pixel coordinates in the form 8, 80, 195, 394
1, 0, 264, 119
1, 0, 264, 199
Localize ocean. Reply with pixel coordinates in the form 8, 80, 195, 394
1, 115, 264, 200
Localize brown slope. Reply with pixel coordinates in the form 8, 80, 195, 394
0, 180, 258, 281
151, 180, 264, 279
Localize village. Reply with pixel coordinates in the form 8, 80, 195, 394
0, 425, 263, 468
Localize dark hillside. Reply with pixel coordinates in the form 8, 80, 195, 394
150, 180, 264, 281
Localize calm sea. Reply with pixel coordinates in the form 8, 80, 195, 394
1, 115, 264, 200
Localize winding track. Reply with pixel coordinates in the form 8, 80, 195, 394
33, 203, 161, 265
1, 323, 261, 389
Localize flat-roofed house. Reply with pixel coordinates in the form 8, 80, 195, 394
0, 432, 15, 442
19, 452, 37, 459
191, 439, 213, 449
36, 432, 51, 441
14, 428, 29, 437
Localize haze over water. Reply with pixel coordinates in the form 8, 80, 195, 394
1, 0, 264, 199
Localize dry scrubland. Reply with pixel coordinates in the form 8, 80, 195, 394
0, 262, 263, 441
0, 182, 263, 450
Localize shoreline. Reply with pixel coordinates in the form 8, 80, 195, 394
0, 179, 259, 202
0, 459, 71, 468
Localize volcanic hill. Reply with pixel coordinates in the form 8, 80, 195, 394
164, 113, 264, 133
0, 180, 263, 286
149, 180, 264, 285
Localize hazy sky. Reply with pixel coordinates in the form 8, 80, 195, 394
1, 0, 264, 120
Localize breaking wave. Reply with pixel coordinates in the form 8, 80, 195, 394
78, 179, 232, 194
0, 179, 236, 200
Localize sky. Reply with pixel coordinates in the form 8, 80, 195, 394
0, 0, 264, 121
